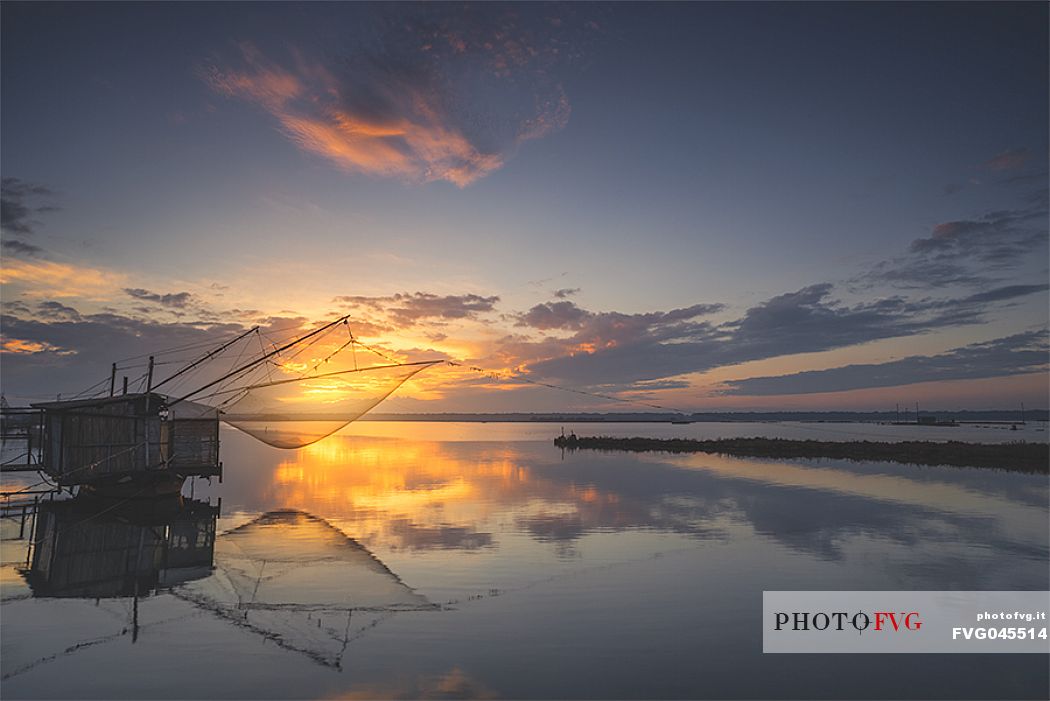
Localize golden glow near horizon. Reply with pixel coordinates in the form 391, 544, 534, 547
2, 3, 1047, 415
1, 245, 1045, 412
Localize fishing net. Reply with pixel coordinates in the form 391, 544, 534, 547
218, 362, 433, 449
150, 317, 441, 449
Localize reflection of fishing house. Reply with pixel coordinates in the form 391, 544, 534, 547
33, 393, 222, 495
28, 497, 219, 598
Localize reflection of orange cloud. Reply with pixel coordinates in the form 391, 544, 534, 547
247, 432, 665, 553
323, 665, 497, 700
259, 435, 539, 549
0, 259, 120, 299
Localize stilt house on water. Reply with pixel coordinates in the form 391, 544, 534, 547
4, 315, 443, 496
31, 392, 221, 496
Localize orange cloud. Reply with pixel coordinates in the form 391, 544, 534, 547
982, 147, 1030, 172
202, 38, 565, 187
278, 113, 420, 180
0, 259, 121, 299
203, 46, 506, 186
1, 338, 73, 355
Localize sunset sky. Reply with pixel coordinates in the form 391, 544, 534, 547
1, 2, 1047, 412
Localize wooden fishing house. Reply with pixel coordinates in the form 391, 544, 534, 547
31, 392, 222, 495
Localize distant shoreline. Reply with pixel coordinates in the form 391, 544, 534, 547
6, 408, 1046, 424
552, 435, 1050, 473
358, 411, 1048, 423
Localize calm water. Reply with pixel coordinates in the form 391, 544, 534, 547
1, 422, 1048, 699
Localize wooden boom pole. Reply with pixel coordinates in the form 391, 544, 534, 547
151, 325, 261, 393
168, 315, 352, 407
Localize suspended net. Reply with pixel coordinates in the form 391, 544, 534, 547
157, 316, 442, 449
145, 313, 683, 453
217, 362, 434, 448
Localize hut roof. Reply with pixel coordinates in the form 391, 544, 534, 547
32, 392, 219, 419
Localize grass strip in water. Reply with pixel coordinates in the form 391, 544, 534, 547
553, 435, 1049, 473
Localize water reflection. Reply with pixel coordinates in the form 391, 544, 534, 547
2, 424, 1047, 699
222, 435, 734, 557
215, 429, 1048, 590
5, 495, 439, 677
28, 495, 218, 598
1, 495, 219, 681
173, 510, 436, 669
